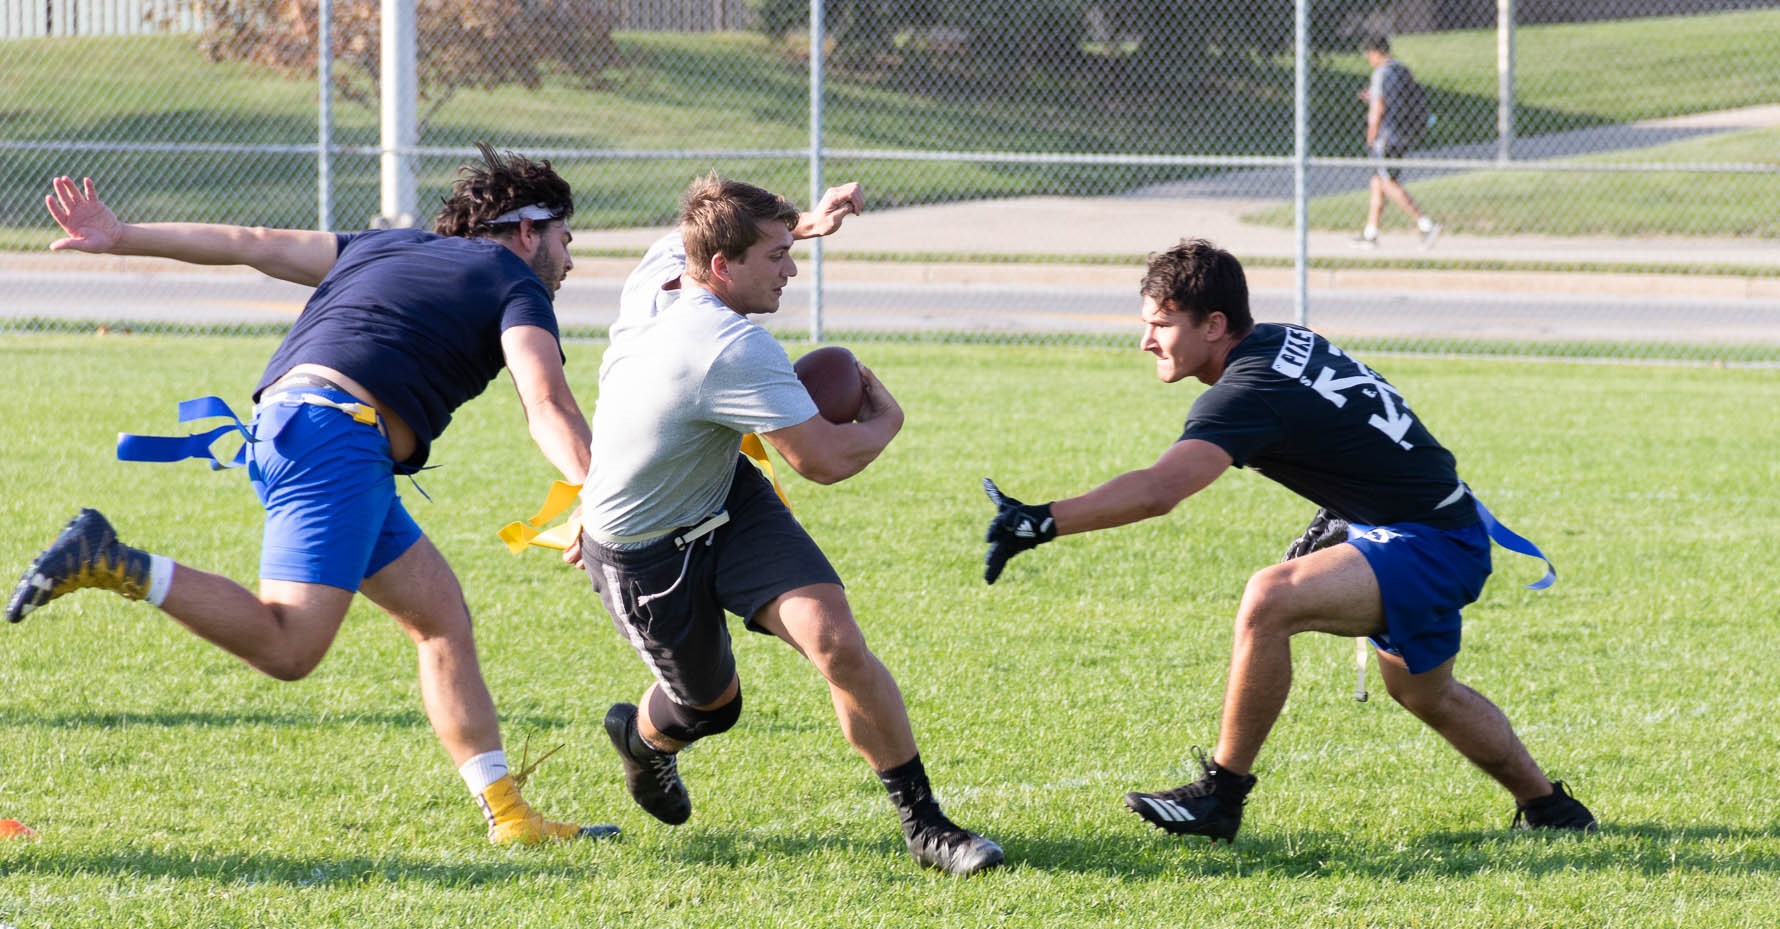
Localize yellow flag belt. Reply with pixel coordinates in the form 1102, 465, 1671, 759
499, 434, 791, 554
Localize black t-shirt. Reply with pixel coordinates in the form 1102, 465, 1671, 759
255, 228, 561, 470
1180, 324, 1475, 529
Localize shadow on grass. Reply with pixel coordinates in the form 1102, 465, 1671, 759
3, 822, 1774, 885
0, 708, 571, 731
999, 822, 1780, 880
0, 847, 605, 887
0, 829, 878, 887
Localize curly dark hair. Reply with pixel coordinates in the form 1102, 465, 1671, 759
432, 142, 574, 238
1140, 238, 1253, 335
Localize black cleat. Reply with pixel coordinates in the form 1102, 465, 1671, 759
603, 703, 692, 826
7, 508, 151, 623
1124, 748, 1255, 843
1512, 781, 1598, 832
903, 815, 1004, 875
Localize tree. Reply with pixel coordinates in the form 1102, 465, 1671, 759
749, 0, 1376, 99
164, 0, 622, 126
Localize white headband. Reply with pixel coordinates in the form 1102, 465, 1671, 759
485, 204, 561, 225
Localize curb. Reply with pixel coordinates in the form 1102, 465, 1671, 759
3, 252, 1771, 300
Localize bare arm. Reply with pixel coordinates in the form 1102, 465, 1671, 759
1050, 438, 1233, 535
1366, 93, 1385, 147
46, 176, 338, 286
762, 362, 902, 485
792, 182, 864, 240
502, 325, 592, 485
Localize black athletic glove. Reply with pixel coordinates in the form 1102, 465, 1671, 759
1282, 507, 1351, 561
982, 477, 1056, 585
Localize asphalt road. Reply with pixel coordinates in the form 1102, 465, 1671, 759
5, 267, 1771, 349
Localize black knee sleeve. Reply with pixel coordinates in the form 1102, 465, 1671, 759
647, 685, 742, 745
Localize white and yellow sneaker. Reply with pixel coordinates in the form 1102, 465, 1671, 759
478, 773, 619, 846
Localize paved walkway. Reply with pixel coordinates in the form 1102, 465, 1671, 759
569, 104, 1780, 296
7, 108, 1775, 302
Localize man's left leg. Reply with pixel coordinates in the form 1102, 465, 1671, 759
1126, 544, 1384, 840
360, 535, 618, 845
755, 583, 1003, 875
1375, 653, 1596, 831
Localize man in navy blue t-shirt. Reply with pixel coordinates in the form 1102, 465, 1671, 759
7, 146, 615, 846
979, 238, 1595, 842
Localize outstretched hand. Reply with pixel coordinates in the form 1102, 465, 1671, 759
794, 182, 864, 239
981, 477, 1056, 585
45, 176, 125, 254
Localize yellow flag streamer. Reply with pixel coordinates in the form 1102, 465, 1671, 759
497, 479, 583, 554
499, 436, 792, 554
739, 433, 792, 509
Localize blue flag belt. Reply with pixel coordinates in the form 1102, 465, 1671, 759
115, 395, 253, 470
115, 392, 380, 472
1456, 483, 1556, 590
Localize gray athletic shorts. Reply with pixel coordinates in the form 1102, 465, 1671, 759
1369, 138, 1409, 181
580, 456, 842, 707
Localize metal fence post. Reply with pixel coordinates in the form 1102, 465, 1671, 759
1498, 0, 1516, 163
1292, 0, 1309, 327
317, 0, 333, 231
379, 0, 417, 226
807, 0, 825, 343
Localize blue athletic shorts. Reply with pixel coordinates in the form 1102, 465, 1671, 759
245, 389, 421, 591
580, 455, 842, 707
1345, 520, 1492, 674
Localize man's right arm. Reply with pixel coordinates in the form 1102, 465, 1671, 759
761, 363, 903, 485
1050, 438, 1232, 535
46, 176, 338, 286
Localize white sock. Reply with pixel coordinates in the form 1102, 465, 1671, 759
1417, 216, 1435, 232
1362, 224, 1378, 240
145, 555, 175, 607
459, 750, 509, 796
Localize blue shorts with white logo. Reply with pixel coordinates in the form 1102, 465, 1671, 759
245, 389, 421, 591
1346, 520, 1492, 674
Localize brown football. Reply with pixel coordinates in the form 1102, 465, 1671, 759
793, 345, 864, 423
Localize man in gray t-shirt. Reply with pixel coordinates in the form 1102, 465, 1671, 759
1353, 34, 1440, 250
574, 174, 1004, 876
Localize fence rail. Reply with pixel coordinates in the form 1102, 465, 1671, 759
3, 1, 1776, 361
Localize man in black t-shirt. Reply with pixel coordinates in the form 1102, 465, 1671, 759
7, 147, 615, 846
980, 238, 1595, 842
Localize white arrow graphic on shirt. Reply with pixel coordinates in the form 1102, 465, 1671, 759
1310, 367, 1415, 447
1309, 368, 1372, 407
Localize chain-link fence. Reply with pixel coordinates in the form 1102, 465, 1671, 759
3, 0, 1776, 361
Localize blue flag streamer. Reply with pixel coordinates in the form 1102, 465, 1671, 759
1470, 491, 1557, 590
115, 395, 252, 470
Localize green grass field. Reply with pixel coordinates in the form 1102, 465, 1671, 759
2, 334, 1779, 926
1, 8, 1776, 248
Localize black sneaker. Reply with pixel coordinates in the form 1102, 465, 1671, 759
1512, 781, 1597, 832
1124, 748, 1255, 842
7, 508, 151, 623
903, 814, 1004, 875
603, 703, 692, 825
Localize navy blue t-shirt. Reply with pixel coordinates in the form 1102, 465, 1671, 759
255, 228, 561, 469
1180, 324, 1475, 530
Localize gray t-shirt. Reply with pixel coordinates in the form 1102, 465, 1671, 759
609, 232, 687, 345
580, 255, 817, 542
1370, 59, 1412, 148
